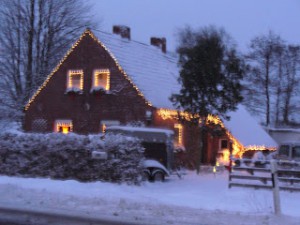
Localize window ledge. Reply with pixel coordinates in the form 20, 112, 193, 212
65, 87, 83, 95
90, 87, 110, 95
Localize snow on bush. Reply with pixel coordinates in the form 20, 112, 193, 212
0, 132, 144, 184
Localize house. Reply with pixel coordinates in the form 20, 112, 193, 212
267, 127, 300, 144
24, 26, 277, 167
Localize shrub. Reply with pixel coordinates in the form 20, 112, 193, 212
0, 132, 144, 184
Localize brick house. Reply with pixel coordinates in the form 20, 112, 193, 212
24, 26, 277, 166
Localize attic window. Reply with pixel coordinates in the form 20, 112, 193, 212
67, 70, 83, 91
92, 69, 110, 92
54, 120, 73, 134
174, 123, 183, 146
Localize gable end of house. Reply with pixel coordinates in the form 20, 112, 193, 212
24, 29, 152, 112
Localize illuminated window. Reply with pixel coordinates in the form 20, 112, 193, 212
100, 120, 120, 133
92, 69, 110, 91
67, 70, 83, 90
54, 120, 73, 134
174, 123, 183, 146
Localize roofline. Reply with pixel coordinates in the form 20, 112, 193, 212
24, 28, 152, 111
86, 30, 153, 107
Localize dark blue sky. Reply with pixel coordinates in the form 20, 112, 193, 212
89, 0, 300, 53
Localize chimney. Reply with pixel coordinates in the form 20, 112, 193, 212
113, 25, 131, 40
150, 37, 166, 53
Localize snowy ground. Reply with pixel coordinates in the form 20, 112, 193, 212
0, 170, 299, 225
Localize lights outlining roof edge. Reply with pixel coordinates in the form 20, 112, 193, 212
25, 31, 88, 111
156, 108, 276, 157
25, 29, 152, 111
87, 30, 152, 107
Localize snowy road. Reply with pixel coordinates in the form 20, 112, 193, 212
0, 205, 139, 225
0, 171, 299, 225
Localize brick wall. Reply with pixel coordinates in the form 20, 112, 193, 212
24, 33, 151, 134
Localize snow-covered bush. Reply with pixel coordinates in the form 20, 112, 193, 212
0, 132, 144, 184
104, 134, 145, 183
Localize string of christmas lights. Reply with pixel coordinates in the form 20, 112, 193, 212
25, 29, 152, 111
156, 108, 276, 158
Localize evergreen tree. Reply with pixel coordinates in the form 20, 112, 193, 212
171, 26, 244, 171
172, 26, 244, 121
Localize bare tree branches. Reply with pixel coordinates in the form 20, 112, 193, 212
244, 32, 300, 127
0, 0, 97, 121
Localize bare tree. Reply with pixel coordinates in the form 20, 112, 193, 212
281, 45, 300, 124
273, 42, 285, 125
244, 32, 300, 126
244, 31, 284, 126
0, 0, 97, 121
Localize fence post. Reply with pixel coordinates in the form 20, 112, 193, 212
270, 160, 281, 215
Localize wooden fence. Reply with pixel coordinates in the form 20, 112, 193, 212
228, 158, 300, 192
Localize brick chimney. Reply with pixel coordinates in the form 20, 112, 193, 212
113, 25, 131, 40
150, 37, 166, 53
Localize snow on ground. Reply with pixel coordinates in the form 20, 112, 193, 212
0, 171, 299, 225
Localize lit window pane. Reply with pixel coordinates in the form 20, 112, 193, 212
55, 120, 73, 134
93, 69, 110, 90
68, 70, 83, 90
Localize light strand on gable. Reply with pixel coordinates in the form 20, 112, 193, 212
86, 30, 153, 107
25, 31, 88, 111
25, 29, 152, 111
156, 108, 276, 157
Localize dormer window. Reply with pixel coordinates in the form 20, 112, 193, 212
67, 70, 83, 93
91, 69, 110, 92
54, 120, 73, 134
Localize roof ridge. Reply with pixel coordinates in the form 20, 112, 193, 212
92, 28, 177, 56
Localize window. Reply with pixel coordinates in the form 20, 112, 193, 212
278, 145, 289, 157
220, 139, 228, 149
292, 146, 300, 158
31, 119, 47, 132
54, 120, 73, 134
92, 69, 110, 91
100, 120, 120, 133
67, 70, 83, 91
174, 123, 183, 146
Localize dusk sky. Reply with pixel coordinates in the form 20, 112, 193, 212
89, 0, 300, 53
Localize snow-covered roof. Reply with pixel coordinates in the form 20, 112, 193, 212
93, 31, 276, 148
107, 125, 174, 136
106, 125, 174, 143
223, 105, 278, 148
93, 30, 180, 109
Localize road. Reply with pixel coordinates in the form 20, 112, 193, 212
0, 205, 141, 225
